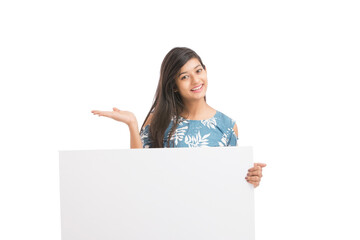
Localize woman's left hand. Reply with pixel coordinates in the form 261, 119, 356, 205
246, 163, 267, 188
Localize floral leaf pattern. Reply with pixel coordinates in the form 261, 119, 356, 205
219, 133, 228, 147
201, 117, 217, 129
140, 126, 151, 148
218, 127, 232, 147
184, 132, 210, 147
140, 111, 238, 148
169, 126, 188, 145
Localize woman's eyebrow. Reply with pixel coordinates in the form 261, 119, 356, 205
178, 64, 202, 77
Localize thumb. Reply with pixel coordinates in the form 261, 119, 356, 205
113, 107, 120, 112
255, 163, 267, 168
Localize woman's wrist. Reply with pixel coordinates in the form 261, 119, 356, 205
127, 120, 138, 130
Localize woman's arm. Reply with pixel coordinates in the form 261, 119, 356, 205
91, 107, 144, 149
128, 121, 143, 149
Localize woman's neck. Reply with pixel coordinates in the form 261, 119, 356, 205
181, 99, 215, 120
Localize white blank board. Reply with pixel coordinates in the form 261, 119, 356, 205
59, 146, 254, 240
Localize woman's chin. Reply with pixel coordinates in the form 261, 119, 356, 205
185, 94, 207, 102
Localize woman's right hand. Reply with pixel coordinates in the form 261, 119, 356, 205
91, 107, 137, 126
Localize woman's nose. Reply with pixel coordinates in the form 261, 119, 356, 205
191, 74, 201, 84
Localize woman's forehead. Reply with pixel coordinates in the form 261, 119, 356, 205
180, 58, 201, 71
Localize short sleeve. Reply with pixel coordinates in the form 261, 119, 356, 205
227, 121, 238, 146
140, 124, 151, 148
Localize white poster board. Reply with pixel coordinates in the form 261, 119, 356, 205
59, 146, 254, 240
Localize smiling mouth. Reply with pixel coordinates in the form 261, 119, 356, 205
191, 84, 203, 91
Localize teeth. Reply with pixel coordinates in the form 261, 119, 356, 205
191, 85, 202, 91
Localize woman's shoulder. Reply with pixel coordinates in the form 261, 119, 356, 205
144, 113, 153, 126
215, 110, 238, 140
214, 110, 236, 128
141, 113, 153, 130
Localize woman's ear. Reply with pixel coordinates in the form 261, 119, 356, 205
173, 83, 179, 92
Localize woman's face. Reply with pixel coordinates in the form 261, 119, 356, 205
175, 58, 207, 102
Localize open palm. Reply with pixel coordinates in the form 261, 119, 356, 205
91, 107, 136, 126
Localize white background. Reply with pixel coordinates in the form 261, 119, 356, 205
0, 0, 359, 239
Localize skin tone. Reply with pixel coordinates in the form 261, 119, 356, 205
91, 57, 266, 187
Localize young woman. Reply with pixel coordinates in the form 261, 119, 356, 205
92, 47, 266, 187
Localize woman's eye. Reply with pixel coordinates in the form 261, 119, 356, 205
181, 75, 188, 80
197, 69, 202, 73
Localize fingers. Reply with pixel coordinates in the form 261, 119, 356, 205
248, 162, 267, 172
245, 176, 261, 188
245, 176, 260, 182
247, 163, 266, 188
248, 165, 261, 172
91, 110, 102, 116
91, 107, 121, 117
255, 163, 267, 168
247, 170, 262, 177
91, 110, 112, 117
91, 110, 101, 116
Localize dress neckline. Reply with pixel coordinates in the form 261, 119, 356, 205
179, 110, 218, 121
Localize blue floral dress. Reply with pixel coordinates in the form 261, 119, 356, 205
140, 110, 238, 148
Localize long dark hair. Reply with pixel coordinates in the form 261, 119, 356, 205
140, 47, 206, 148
